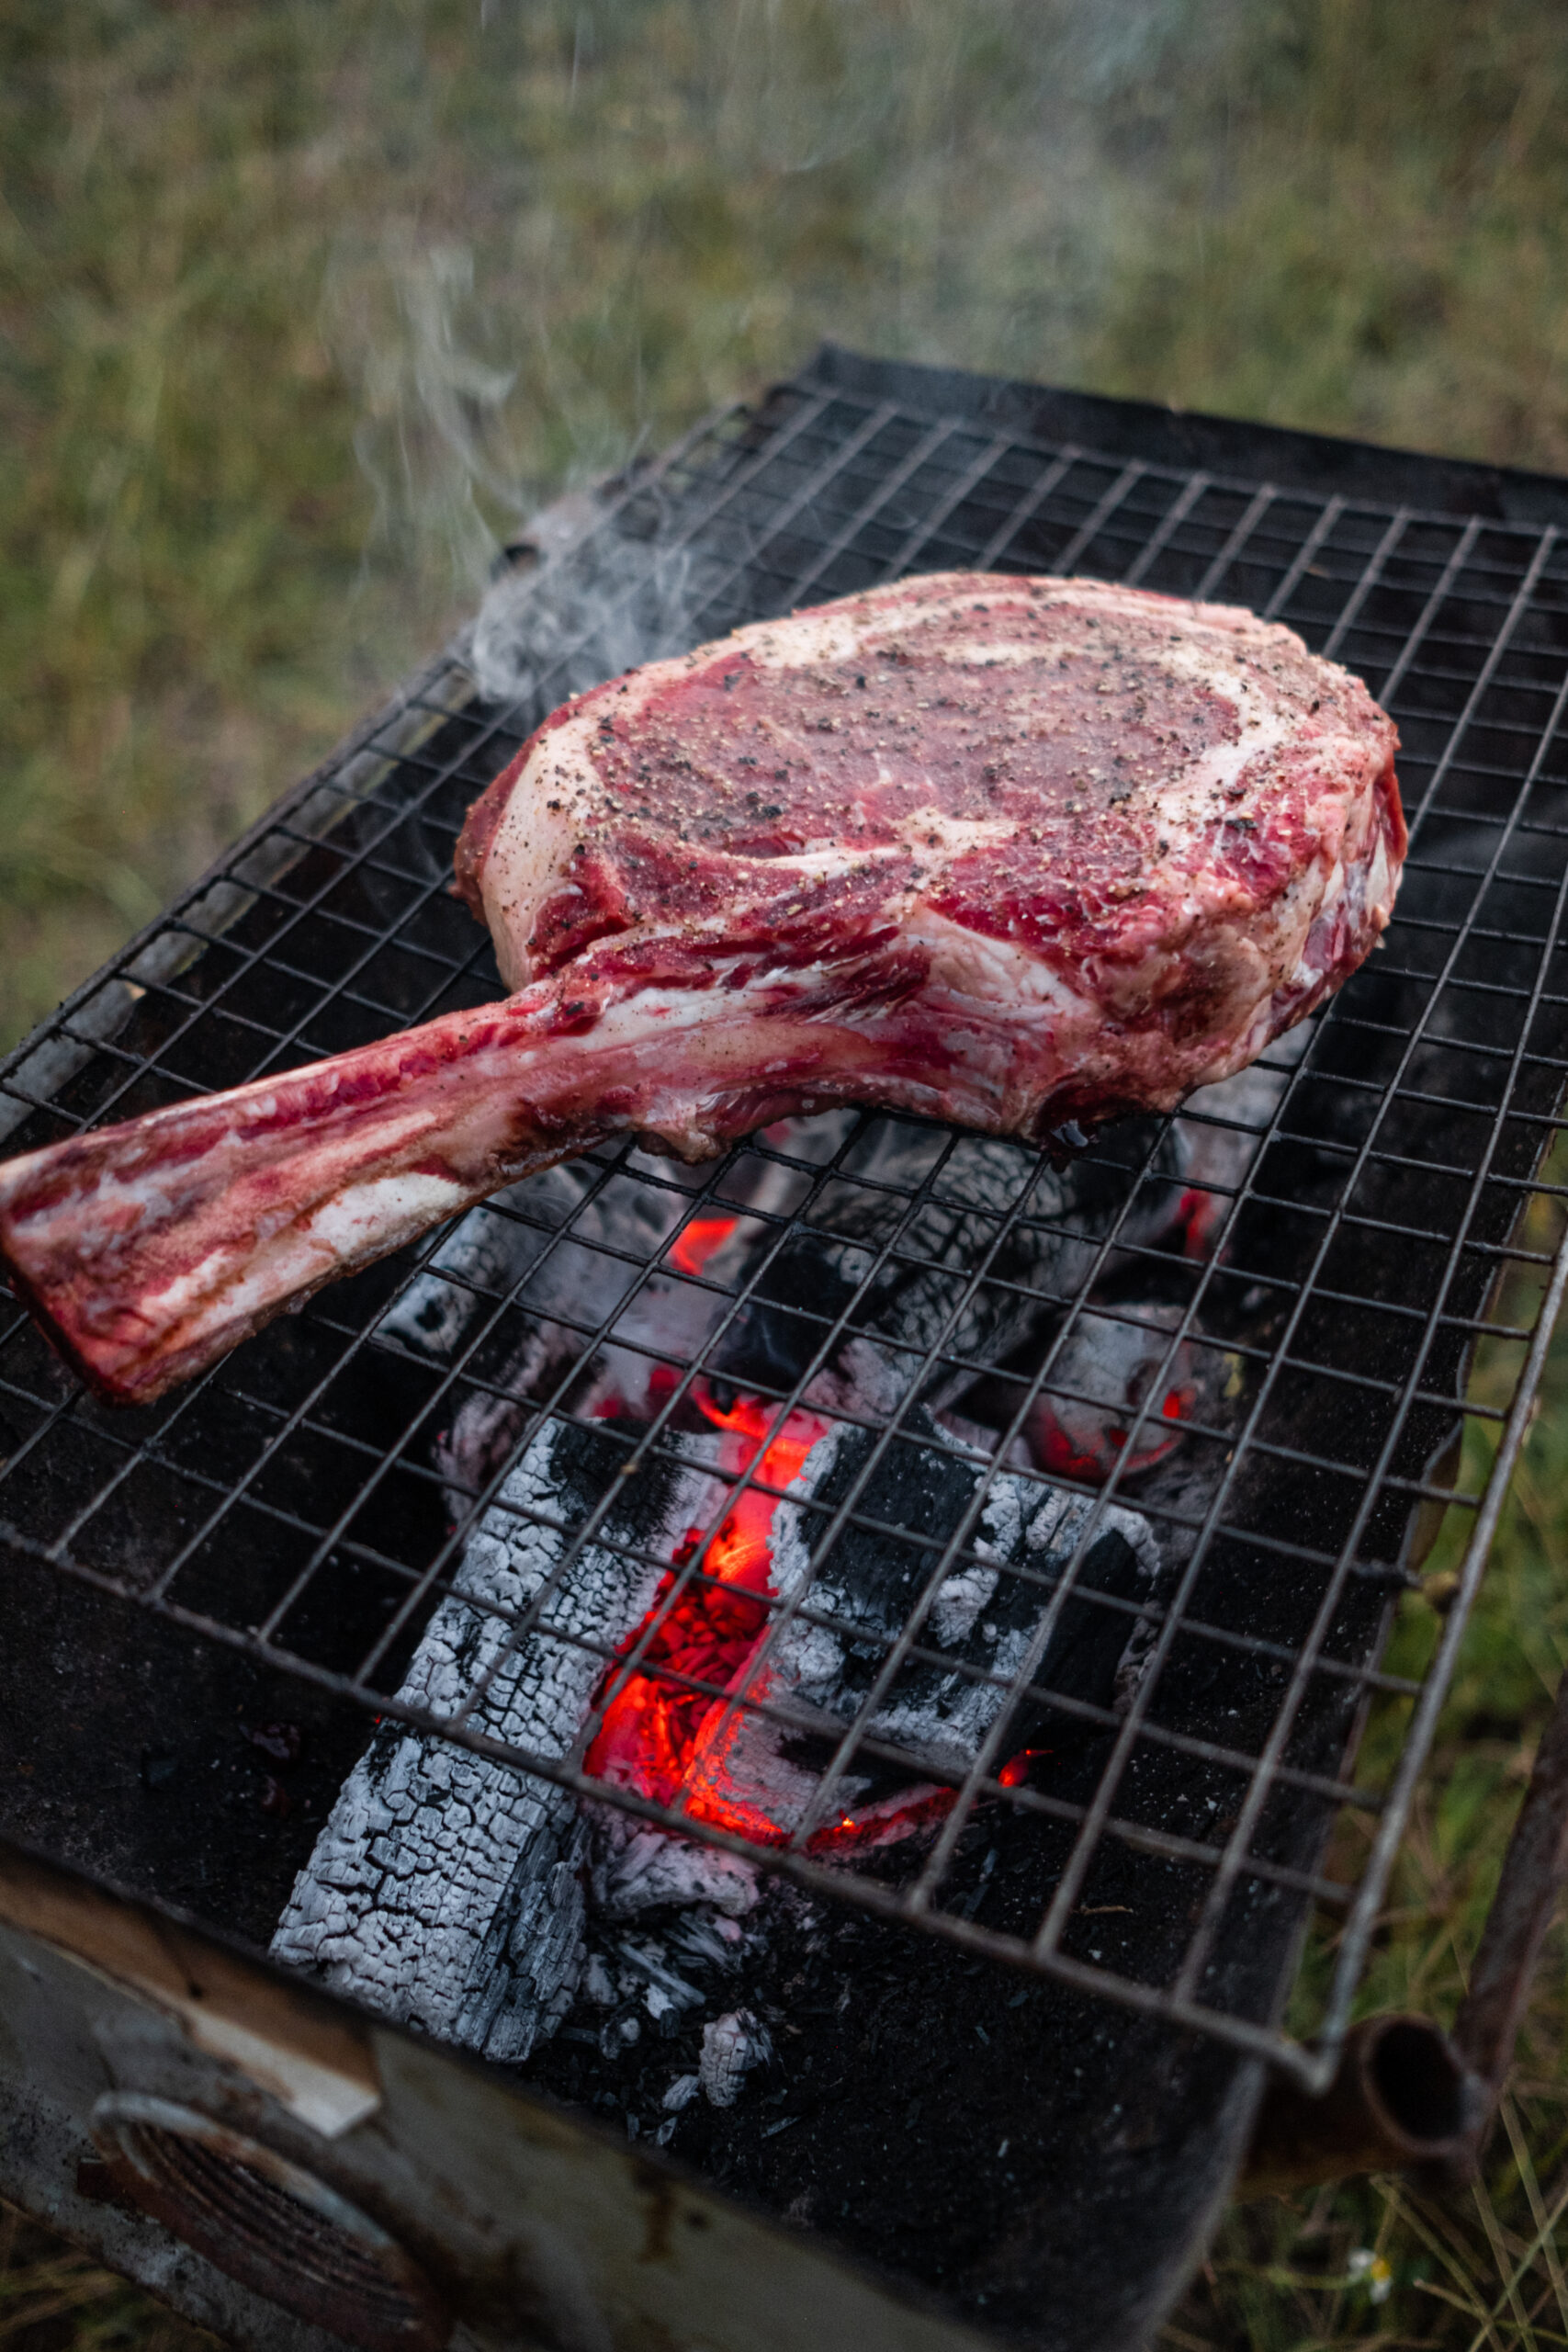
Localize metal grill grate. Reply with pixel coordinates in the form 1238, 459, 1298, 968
6, 349, 1568, 2090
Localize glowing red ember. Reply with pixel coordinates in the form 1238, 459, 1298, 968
585, 1388, 827, 1842
668, 1215, 741, 1278
585, 1385, 1036, 1851
1024, 1306, 1212, 1485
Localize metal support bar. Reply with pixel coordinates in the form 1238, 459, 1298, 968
1239, 2015, 1486, 2199
1241, 1653, 1568, 2198
1453, 1653, 1568, 2093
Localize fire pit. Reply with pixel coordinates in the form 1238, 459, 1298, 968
4, 345, 1568, 2352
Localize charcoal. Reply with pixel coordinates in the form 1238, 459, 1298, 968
711, 1039, 1310, 1419
1023, 1298, 1243, 1483
700, 2008, 773, 2107
662, 1404, 1162, 1849
384, 1141, 802, 1481
381, 1159, 600, 1364
375, 1042, 1304, 1502
275, 1367, 1163, 2077
271, 1413, 711, 2060
711, 1117, 1189, 1409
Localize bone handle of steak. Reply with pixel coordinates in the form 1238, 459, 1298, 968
0, 980, 904, 1407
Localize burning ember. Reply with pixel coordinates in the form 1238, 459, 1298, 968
668, 1213, 742, 1277
586, 1384, 1034, 1850
1024, 1305, 1232, 1485
585, 1387, 827, 1841
276, 1341, 1164, 2064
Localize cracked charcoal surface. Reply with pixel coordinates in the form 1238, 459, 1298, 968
274, 1382, 1165, 2061
271, 1414, 710, 2060
689, 1404, 1167, 1838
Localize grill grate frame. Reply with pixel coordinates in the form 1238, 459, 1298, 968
6, 353, 1568, 2090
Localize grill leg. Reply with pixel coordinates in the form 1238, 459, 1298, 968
1239, 2015, 1484, 2199
1452, 1652, 1568, 2098
1241, 1654, 1568, 2199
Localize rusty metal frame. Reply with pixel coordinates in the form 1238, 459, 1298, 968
0, 1829, 992, 2352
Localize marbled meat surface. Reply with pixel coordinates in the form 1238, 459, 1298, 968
0, 573, 1403, 1405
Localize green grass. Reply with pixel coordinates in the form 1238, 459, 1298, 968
6, 1, 1567, 1045
6, 4, 1568, 2345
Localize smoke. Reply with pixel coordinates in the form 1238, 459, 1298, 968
468, 515, 730, 710
321, 0, 1214, 664
324, 227, 534, 597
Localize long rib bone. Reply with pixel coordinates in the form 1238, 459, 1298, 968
0, 959, 946, 1406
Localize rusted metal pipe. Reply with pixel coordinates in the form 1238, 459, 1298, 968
1243, 1655, 1568, 2200
1239, 2013, 1486, 2199
1452, 1654, 1568, 2098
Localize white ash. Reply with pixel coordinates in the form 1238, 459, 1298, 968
437, 1167, 732, 1478
670, 1408, 1162, 1842
543, 1896, 772, 2115
271, 1410, 718, 2062
380, 1159, 598, 1364
376, 1096, 1230, 1461
385, 1136, 804, 1466
376, 1047, 1301, 1478
583, 1953, 616, 2007
936, 1408, 1032, 1469
1024, 1295, 1244, 1491
667, 1908, 747, 1966
764, 1059, 1302, 1426
911, 1476, 1156, 1758
930, 1558, 1000, 1647
280, 1136, 1168, 2099
699, 2008, 774, 2109
796, 1040, 1310, 1421
590, 1815, 761, 1919
797, 1333, 910, 1420
614, 1936, 706, 2015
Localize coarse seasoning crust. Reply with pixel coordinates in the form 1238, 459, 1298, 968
0, 572, 1404, 1406
461, 570, 1402, 1112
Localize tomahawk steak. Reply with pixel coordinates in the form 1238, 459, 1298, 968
0, 572, 1404, 1405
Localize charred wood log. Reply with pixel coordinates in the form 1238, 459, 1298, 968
274, 1369, 1162, 2083
271, 1415, 714, 2060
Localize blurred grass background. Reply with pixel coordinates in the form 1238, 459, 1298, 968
5, 2, 1568, 2346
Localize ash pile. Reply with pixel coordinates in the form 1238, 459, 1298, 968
270, 1081, 1280, 2301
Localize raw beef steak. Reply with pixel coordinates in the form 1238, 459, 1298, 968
0, 573, 1403, 1405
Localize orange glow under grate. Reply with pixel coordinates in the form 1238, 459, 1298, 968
585, 1385, 1033, 1851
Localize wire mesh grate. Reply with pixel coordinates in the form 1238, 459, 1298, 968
6, 354, 1568, 2086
